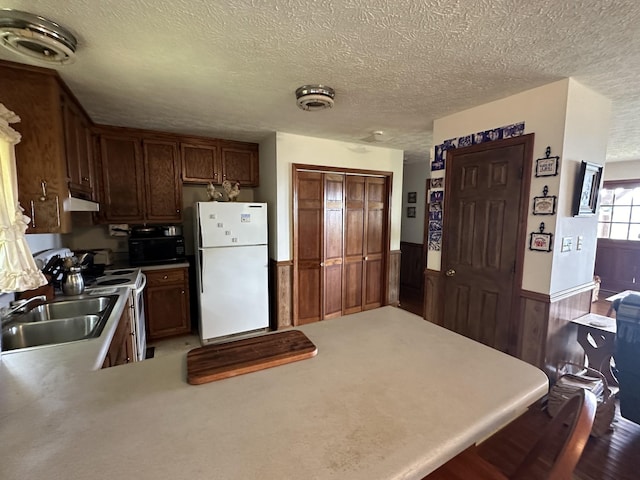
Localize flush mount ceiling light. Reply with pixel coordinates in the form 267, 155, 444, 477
295, 85, 335, 111
362, 130, 387, 143
0, 9, 77, 65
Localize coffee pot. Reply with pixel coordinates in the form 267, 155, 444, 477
62, 266, 85, 295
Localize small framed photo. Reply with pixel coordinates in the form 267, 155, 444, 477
407, 206, 416, 218
430, 177, 444, 189
532, 195, 557, 215
535, 155, 559, 177
529, 232, 553, 252
407, 192, 417, 203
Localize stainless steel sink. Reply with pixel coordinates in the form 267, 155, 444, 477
17, 296, 113, 322
1, 294, 119, 352
2, 315, 101, 350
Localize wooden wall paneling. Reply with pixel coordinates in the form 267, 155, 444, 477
344, 175, 366, 315
270, 260, 293, 329
424, 269, 444, 324
323, 174, 345, 319
518, 291, 550, 368
400, 242, 424, 294
545, 289, 592, 377
388, 250, 401, 307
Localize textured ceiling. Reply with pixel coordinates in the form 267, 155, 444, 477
2, 0, 640, 164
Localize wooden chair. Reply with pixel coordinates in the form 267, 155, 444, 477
424, 389, 597, 480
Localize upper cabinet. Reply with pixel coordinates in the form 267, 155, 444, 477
96, 129, 182, 224
182, 139, 259, 187
61, 91, 94, 199
0, 61, 95, 234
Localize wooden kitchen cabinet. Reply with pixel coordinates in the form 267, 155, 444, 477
61, 91, 94, 198
0, 60, 95, 233
144, 267, 191, 340
102, 300, 135, 368
182, 138, 259, 187
220, 141, 259, 187
96, 129, 182, 223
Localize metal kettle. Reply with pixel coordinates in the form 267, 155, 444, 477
62, 266, 85, 295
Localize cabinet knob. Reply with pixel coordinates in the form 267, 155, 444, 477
320, 262, 324, 267
82, 177, 89, 182
364, 256, 368, 261
445, 269, 456, 277
181, 290, 185, 294
163, 275, 168, 279
176, 209, 180, 213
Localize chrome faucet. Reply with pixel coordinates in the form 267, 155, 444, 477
0, 295, 47, 326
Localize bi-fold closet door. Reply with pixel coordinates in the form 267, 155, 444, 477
294, 170, 388, 325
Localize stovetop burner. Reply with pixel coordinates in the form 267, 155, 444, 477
109, 269, 135, 275
97, 278, 131, 286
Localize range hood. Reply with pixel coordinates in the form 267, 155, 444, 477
63, 195, 99, 212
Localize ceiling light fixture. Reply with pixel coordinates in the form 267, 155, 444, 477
295, 85, 335, 111
0, 9, 77, 65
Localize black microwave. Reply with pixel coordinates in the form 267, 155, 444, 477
129, 235, 186, 266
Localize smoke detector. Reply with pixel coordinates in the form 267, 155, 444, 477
0, 9, 77, 65
295, 85, 335, 111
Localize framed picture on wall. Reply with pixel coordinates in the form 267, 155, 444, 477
407, 192, 417, 203
407, 206, 416, 218
572, 161, 603, 217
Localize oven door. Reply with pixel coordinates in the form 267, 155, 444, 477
132, 273, 147, 361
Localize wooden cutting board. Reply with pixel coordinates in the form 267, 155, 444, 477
187, 330, 317, 385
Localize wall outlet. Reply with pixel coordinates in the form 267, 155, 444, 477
561, 236, 573, 252
576, 235, 584, 250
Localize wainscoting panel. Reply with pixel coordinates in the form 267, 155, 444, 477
271, 259, 293, 330
388, 250, 401, 307
400, 242, 423, 296
519, 284, 594, 376
424, 269, 443, 325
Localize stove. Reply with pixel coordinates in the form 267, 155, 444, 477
87, 267, 147, 362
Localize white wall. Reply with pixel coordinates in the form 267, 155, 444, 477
604, 160, 640, 181
400, 161, 430, 244
551, 80, 611, 293
255, 133, 278, 259
432, 79, 570, 293
273, 132, 404, 261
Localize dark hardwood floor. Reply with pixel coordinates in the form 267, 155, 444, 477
476, 400, 640, 480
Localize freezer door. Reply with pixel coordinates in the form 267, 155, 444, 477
197, 202, 267, 247
198, 245, 269, 340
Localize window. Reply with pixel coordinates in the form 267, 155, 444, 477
598, 181, 640, 241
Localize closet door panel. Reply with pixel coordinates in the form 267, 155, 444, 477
344, 176, 366, 314
324, 174, 344, 319
363, 177, 387, 310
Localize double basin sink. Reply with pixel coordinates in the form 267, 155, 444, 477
2, 295, 119, 351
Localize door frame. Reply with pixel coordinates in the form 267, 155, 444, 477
292, 164, 394, 324
439, 134, 535, 354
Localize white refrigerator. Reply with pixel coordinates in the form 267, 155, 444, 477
195, 202, 269, 342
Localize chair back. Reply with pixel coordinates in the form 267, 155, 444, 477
511, 389, 596, 480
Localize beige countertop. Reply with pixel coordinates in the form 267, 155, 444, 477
0, 306, 548, 480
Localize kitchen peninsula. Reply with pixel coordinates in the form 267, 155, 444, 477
0, 307, 547, 479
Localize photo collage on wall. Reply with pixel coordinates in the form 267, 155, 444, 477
427, 179, 444, 251
431, 121, 525, 171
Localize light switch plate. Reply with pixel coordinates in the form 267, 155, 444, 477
561, 236, 573, 252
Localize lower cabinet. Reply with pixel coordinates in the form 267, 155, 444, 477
144, 267, 191, 340
103, 299, 135, 368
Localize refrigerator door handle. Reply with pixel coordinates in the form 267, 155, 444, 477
199, 249, 204, 293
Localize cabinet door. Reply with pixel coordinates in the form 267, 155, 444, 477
62, 94, 94, 198
99, 134, 145, 223
181, 142, 220, 184
220, 142, 259, 187
143, 140, 182, 222
103, 300, 134, 368
144, 268, 190, 340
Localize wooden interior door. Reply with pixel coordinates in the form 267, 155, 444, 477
344, 176, 365, 314
324, 174, 345, 319
294, 167, 391, 325
295, 171, 324, 325
363, 177, 387, 310
442, 135, 532, 353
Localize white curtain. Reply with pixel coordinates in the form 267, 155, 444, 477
0, 103, 47, 293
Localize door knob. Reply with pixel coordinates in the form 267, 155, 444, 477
445, 269, 456, 277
